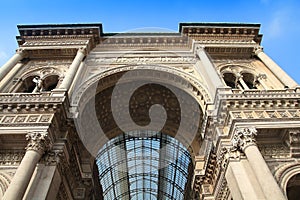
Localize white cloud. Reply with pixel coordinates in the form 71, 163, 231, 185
265, 8, 292, 38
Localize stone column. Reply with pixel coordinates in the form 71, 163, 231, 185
68, 61, 85, 96
0, 62, 24, 92
254, 47, 297, 88
0, 49, 27, 81
221, 147, 266, 200
59, 47, 86, 90
195, 45, 224, 97
237, 74, 249, 90
3, 132, 51, 200
23, 150, 63, 200
232, 127, 286, 200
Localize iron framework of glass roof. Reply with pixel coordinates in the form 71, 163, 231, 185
96, 130, 192, 200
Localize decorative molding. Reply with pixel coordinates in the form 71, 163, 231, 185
0, 151, 25, 166
216, 179, 230, 200
71, 65, 211, 109
0, 114, 53, 126
86, 56, 197, 65
258, 144, 290, 158
25, 132, 51, 155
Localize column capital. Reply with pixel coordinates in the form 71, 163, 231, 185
253, 46, 263, 55
25, 131, 51, 155
195, 44, 205, 54
78, 47, 87, 55
231, 127, 257, 151
16, 48, 28, 58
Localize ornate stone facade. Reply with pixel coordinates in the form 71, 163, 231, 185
0, 22, 299, 199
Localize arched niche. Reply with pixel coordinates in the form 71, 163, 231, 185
242, 72, 257, 89
15, 75, 37, 93
43, 75, 59, 91
222, 72, 236, 88
275, 163, 300, 198
72, 68, 209, 163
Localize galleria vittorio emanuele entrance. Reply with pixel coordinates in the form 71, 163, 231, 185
0, 22, 300, 200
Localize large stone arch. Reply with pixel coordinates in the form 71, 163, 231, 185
71, 65, 210, 163
275, 162, 300, 196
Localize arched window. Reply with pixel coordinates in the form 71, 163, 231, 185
287, 173, 300, 200
223, 73, 237, 88
43, 75, 59, 91
16, 74, 59, 93
16, 76, 37, 93
242, 73, 257, 89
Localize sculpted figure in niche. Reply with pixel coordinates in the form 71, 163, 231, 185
32, 76, 44, 92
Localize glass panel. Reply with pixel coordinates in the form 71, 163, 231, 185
96, 131, 192, 200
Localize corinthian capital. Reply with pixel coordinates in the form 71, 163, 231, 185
231, 127, 257, 151
25, 131, 51, 155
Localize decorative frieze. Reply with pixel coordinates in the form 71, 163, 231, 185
86, 56, 197, 65
0, 151, 25, 166
225, 110, 300, 127
0, 114, 53, 126
258, 144, 290, 158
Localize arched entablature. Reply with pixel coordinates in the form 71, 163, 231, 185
275, 162, 300, 196
71, 65, 211, 163
71, 64, 212, 109
12, 67, 63, 93
218, 64, 266, 89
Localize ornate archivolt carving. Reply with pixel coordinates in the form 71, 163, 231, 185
25, 131, 51, 155
274, 162, 300, 194
71, 65, 211, 109
0, 171, 13, 198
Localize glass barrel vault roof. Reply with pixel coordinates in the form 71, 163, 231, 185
96, 130, 192, 200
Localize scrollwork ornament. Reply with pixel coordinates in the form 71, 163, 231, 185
25, 131, 51, 155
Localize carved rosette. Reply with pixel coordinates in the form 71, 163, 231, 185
25, 132, 51, 155
231, 127, 257, 152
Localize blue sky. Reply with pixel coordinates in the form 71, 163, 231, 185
1, 0, 299, 83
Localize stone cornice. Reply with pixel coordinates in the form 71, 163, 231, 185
0, 93, 65, 112
179, 22, 262, 43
